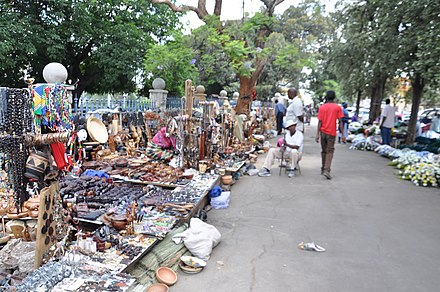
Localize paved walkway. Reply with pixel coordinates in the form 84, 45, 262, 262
173, 119, 440, 292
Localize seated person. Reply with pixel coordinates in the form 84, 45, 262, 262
146, 119, 177, 161
258, 120, 304, 178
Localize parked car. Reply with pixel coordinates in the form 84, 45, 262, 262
418, 108, 440, 124
396, 111, 411, 122
402, 114, 411, 122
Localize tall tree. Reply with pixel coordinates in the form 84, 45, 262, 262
143, 33, 199, 96
332, 0, 440, 142
393, 0, 440, 143
150, 0, 285, 114
0, 0, 178, 100
189, 21, 237, 95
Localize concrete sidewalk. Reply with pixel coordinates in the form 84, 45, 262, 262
173, 119, 440, 292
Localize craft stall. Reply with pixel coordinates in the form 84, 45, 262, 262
0, 73, 262, 290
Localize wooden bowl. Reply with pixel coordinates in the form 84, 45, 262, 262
111, 215, 127, 230
155, 267, 177, 286
146, 283, 169, 292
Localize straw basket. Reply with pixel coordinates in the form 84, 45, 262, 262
87, 117, 109, 144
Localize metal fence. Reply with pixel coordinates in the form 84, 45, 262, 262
75, 95, 231, 115
76, 95, 186, 114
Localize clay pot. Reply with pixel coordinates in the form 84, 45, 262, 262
146, 283, 169, 292
155, 267, 177, 286
221, 175, 233, 185
111, 214, 128, 230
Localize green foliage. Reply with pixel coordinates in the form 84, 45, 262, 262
143, 33, 199, 96
262, 0, 335, 93
0, 0, 179, 97
329, 0, 440, 104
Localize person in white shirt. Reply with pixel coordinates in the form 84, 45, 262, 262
258, 120, 304, 178
380, 98, 395, 145
285, 88, 304, 132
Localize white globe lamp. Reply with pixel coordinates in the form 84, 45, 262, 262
42, 62, 68, 83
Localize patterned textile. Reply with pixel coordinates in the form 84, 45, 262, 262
32, 84, 46, 116
145, 142, 174, 161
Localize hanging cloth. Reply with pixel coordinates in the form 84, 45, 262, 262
50, 142, 68, 170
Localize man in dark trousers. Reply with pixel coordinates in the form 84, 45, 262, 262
274, 99, 286, 135
380, 98, 395, 145
315, 90, 345, 180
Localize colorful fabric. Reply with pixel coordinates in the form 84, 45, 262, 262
32, 84, 46, 116
152, 127, 176, 149
145, 142, 174, 161
50, 142, 68, 170
32, 83, 74, 131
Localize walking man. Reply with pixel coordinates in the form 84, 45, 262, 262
259, 120, 303, 178
285, 88, 304, 132
380, 98, 395, 145
315, 90, 344, 180
274, 99, 286, 135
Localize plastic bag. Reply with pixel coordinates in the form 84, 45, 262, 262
211, 191, 230, 209
172, 218, 221, 260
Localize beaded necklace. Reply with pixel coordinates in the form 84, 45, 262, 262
47, 84, 74, 132
1, 88, 33, 205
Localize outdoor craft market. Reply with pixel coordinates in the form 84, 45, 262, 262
0, 63, 275, 291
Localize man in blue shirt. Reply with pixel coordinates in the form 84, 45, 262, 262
275, 99, 286, 135
338, 102, 350, 143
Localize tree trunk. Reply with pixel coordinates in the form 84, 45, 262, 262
368, 75, 387, 123
405, 73, 424, 144
355, 89, 362, 116
235, 75, 256, 115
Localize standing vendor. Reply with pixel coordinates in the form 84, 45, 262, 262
285, 88, 304, 132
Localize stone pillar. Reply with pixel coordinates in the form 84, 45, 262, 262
219, 90, 227, 101
149, 78, 168, 111
219, 90, 228, 110
232, 92, 239, 104
194, 85, 206, 106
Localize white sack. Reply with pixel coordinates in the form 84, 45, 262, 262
172, 218, 221, 260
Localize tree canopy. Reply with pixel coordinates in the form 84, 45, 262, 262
143, 33, 199, 96
0, 0, 179, 98
329, 0, 440, 142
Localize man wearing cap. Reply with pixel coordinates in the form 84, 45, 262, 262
258, 120, 303, 178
